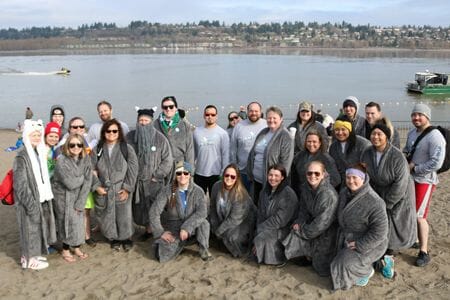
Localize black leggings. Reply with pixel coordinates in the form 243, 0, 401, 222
62, 243, 80, 250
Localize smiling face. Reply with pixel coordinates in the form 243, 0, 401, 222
346, 174, 364, 192
306, 162, 325, 190
247, 103, 261, 123
162, 99, 177, 119
365, 106, 382, 125
98, 104, 112, 122
411, 112, 430, 130
29, 131, 42, 148
343, 105, 356, 119
51, 109, 64, 126
69, 119, 86, 135
305, 134, 321, 154
68, 137, 83, 157
299, 110, 312, 123
370, 128, 388, 150
204, 107, 217, 127
266, 111, 282, 131
223, 167, 237, 190
228, 113, 240, 128
104, 124, 119, 144
45, 132, 59, 147
334, 127, 350, 142
268, 168, 284, 189
176, 170, 191, 187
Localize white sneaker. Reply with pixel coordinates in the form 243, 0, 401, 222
26, 257, 49, 270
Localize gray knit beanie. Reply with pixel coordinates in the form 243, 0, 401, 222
411, 103, 431, 120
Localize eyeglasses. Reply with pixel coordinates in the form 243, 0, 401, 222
204, 113, 217, 117
224, 174, 236, 180
71, 125, 85, 129
306, 171, 321, 177
162, 105, 175, 110
106, 129, 119, 134
229, 116, 239, 121
176, 171, 190, 176
69, 143, 83, 149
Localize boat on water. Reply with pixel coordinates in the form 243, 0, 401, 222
406, 71, 450, 94
56, 67, 71, 75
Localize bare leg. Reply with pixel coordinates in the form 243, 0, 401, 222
84, 209, 91, 240
417, 217, 429, 253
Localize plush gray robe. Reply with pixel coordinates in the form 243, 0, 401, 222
153, 117, 194, 168
91, 143, 138, 241
288, 120, 329, 154
290, 151, 341, 192
247, 126, 294, 184
209, 181, 257, 257
331, 178, 388, 291
127, 128, 173, 227
254, 180, 298, 265
52, 154, 92, 246
361, 143, 417, 250
329, 135, 371, 184
13, 148, 57, 259
150, 181, 209, 262
283, 179, 338, 276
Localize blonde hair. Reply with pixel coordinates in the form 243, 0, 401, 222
62, 133, 87, 159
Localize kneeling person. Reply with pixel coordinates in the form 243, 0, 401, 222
150, 161, 212, 262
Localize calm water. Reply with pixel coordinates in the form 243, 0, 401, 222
1, 53, 449, 129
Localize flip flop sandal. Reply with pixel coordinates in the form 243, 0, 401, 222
62, 253, 77, 263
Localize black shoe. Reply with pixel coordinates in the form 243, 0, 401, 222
138, 232, 152, 242
294, 256, 312, 267
416, 251, 430, 267
122, 240, 133, 252
111, 240, 121, 251
85, 238, 97, 248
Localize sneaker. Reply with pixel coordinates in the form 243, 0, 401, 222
381, 255, 395, 279
26, 257, 49, 270
199, 247, 213, 261
416, 251, 430, 267
355, 268, 375, 287
295, 256, 313, 267
122, 240, 134, 252
111, 240, 121, 251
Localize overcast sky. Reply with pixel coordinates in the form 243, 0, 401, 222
1, 0, 449, 29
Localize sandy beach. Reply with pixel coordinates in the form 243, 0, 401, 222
0, 128, 449, 299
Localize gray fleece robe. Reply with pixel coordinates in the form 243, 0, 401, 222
149, 181, 209, 262
13, 148, 57, 259
361, 143, 417, 250
91, 143, 138, 241
283, 178, 338, 276
52, 154, 92, 246
329, 135, 371, 184
290, 151, 341, 191
209, 181, 257, 257
254, 180, 298, 265
127, 128, 173, 227
153, 116, 194, 168
331, 177, 388, 291
247, 126, 294, 184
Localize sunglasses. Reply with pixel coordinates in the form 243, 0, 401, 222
224, 174, 236, 180
106, 129, 119, 134
229, 116, 239, 121
71, 125, 85, 129
176, 171, 190, 176
69, 143, 83, 149
306, 171, 322, 177
162, 105, 175, 110
204, 113, 217, 117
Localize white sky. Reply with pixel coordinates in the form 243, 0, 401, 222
1, 0, 449, 29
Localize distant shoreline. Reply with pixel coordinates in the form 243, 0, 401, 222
2, 47, 450, 58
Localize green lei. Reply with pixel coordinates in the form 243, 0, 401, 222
160, 111, 180, 134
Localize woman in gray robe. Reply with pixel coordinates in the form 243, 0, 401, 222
283, 161, 338, 276
329, 117, 371, 185
127, 108, 173, 241
290, 130, 341, 192
361, 124, 417, 278
210, 164, 257, 257
52, 133, 92, 262
149, 161, 212, 262
91, 119, 138, 252
13, 119, 57, 270
253, 164, 298, 266
331, 163, 388, 291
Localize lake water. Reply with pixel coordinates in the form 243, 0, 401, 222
1, 53, 449, 129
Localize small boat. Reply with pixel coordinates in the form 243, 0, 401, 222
56, 67, 71, 75
407, 71, 450, 94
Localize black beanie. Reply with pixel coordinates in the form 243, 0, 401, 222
371, 123, 391, 140
137, 108, 155, 119
161, 96, 178, 108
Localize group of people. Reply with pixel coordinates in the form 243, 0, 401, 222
13, 95, 446, 292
